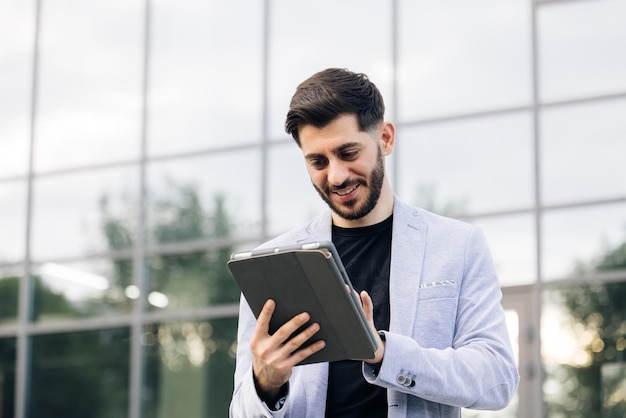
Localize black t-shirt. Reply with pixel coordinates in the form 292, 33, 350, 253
325, 216, 392, 418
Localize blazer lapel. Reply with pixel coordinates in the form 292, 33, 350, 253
297, 203, 426, 336
295, 211, 333, 244
389, 198, 427, 336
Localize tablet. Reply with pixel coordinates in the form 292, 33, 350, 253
227, 241, 378, 365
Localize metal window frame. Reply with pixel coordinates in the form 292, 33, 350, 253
3, 0, 626, 417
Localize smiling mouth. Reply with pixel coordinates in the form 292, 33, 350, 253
333, 183, 359, 197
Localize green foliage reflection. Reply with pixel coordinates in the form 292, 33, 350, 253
102, 182, 239, 418
29, 328, 130, 418
142, 318, 237, 418
545, 233, 626, 418
0, 337, 16, 418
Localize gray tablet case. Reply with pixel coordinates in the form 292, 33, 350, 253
227, 241, 378, 365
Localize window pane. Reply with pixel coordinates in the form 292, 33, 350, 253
148, 0, 263, 156
397, 113, 533, 215
146, 247, 239, 312
538, 0, 626, 102
29, 328, 130, 418
142, 318, 237, 418
34, 0, 143, 172
0, 0, 33, 179
268, 0, 393, 140
540, 99, 626, 205
470, 214, 536, 286
0, 181, 27, 263
0, 265, 22, 323
0, 337, 16, 418
542, 203, 626, 280
31, 166, 139, 261
267, 142, 327, 236
398, 0, 531, 121
147, 150, 261, 243
31, 257, 133, 321
542, 281, 626, 418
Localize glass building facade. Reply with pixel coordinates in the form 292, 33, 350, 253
0, 0, 625, 417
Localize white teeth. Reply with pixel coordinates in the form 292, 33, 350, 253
335, 185, 357, 196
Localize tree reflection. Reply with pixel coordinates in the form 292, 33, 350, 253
0, 182, 241, 417
412, 184, 469, 217
29, 328, 130, 418
102, 182, 239, 418
0, 337, 16, 418
0, 274, 77, 322
0, 276, 19, 322
545, 232, 626, 418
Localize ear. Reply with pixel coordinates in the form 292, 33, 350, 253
379, 121, 395, 156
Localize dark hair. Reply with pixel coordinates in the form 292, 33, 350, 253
285, 68, 385, 145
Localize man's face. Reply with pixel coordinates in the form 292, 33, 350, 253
298, 114, 387, 223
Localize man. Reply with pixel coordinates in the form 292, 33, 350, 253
230, 68, 519, 417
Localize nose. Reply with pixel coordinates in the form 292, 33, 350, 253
326, 159, 350, 187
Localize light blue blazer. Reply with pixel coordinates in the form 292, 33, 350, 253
230, 197, 519, 418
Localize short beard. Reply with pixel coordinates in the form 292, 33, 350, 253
313, 147, 385, 221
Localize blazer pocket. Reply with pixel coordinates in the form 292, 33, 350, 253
418, 280, 457, 300
415, 289, 458, 347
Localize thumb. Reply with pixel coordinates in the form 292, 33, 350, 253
360, 290, 374, 323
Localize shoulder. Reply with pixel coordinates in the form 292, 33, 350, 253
394, 196, 474, 234
256, 210, 332, 249
393, 196, 487, 254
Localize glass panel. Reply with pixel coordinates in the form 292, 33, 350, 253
146, 247, 239, 312
398, 0, 531, 121
0, 0, 34, 179
0, 265, 22, 323
397, 113, 533, 216
268, 0, 393, 140
463, 309, 519, 418
0, 181, 27, 264
31, 257, 133, 321
142, 318, 237, 418
146, 150, 261, 243
266, 142, 327, 236
148, 0, 263, 156
470, 214, 536, 286
543, 281, 626, 418
538, 0, 626, 102
31, 166, 139, 261
542, 203, 626, 280
0, 337, 16, 418
29, 328, 130, 418
34, 0, 143, 172
540, 99, 626, 205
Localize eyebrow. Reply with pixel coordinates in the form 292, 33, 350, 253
304, 142, 362, 160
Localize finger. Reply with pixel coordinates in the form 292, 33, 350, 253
280, 322, 326, 365
354, 291, 385, 364
287, 336, 326, 365
281, 321, 322, 356
254, 299, 275, 337
360, 290, 374, 322
272, 311, 311, 344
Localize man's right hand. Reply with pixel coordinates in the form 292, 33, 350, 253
250, 299, 326, 402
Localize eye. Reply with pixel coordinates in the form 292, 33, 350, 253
309, 158, 328, 169
340, 149, 359, 160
